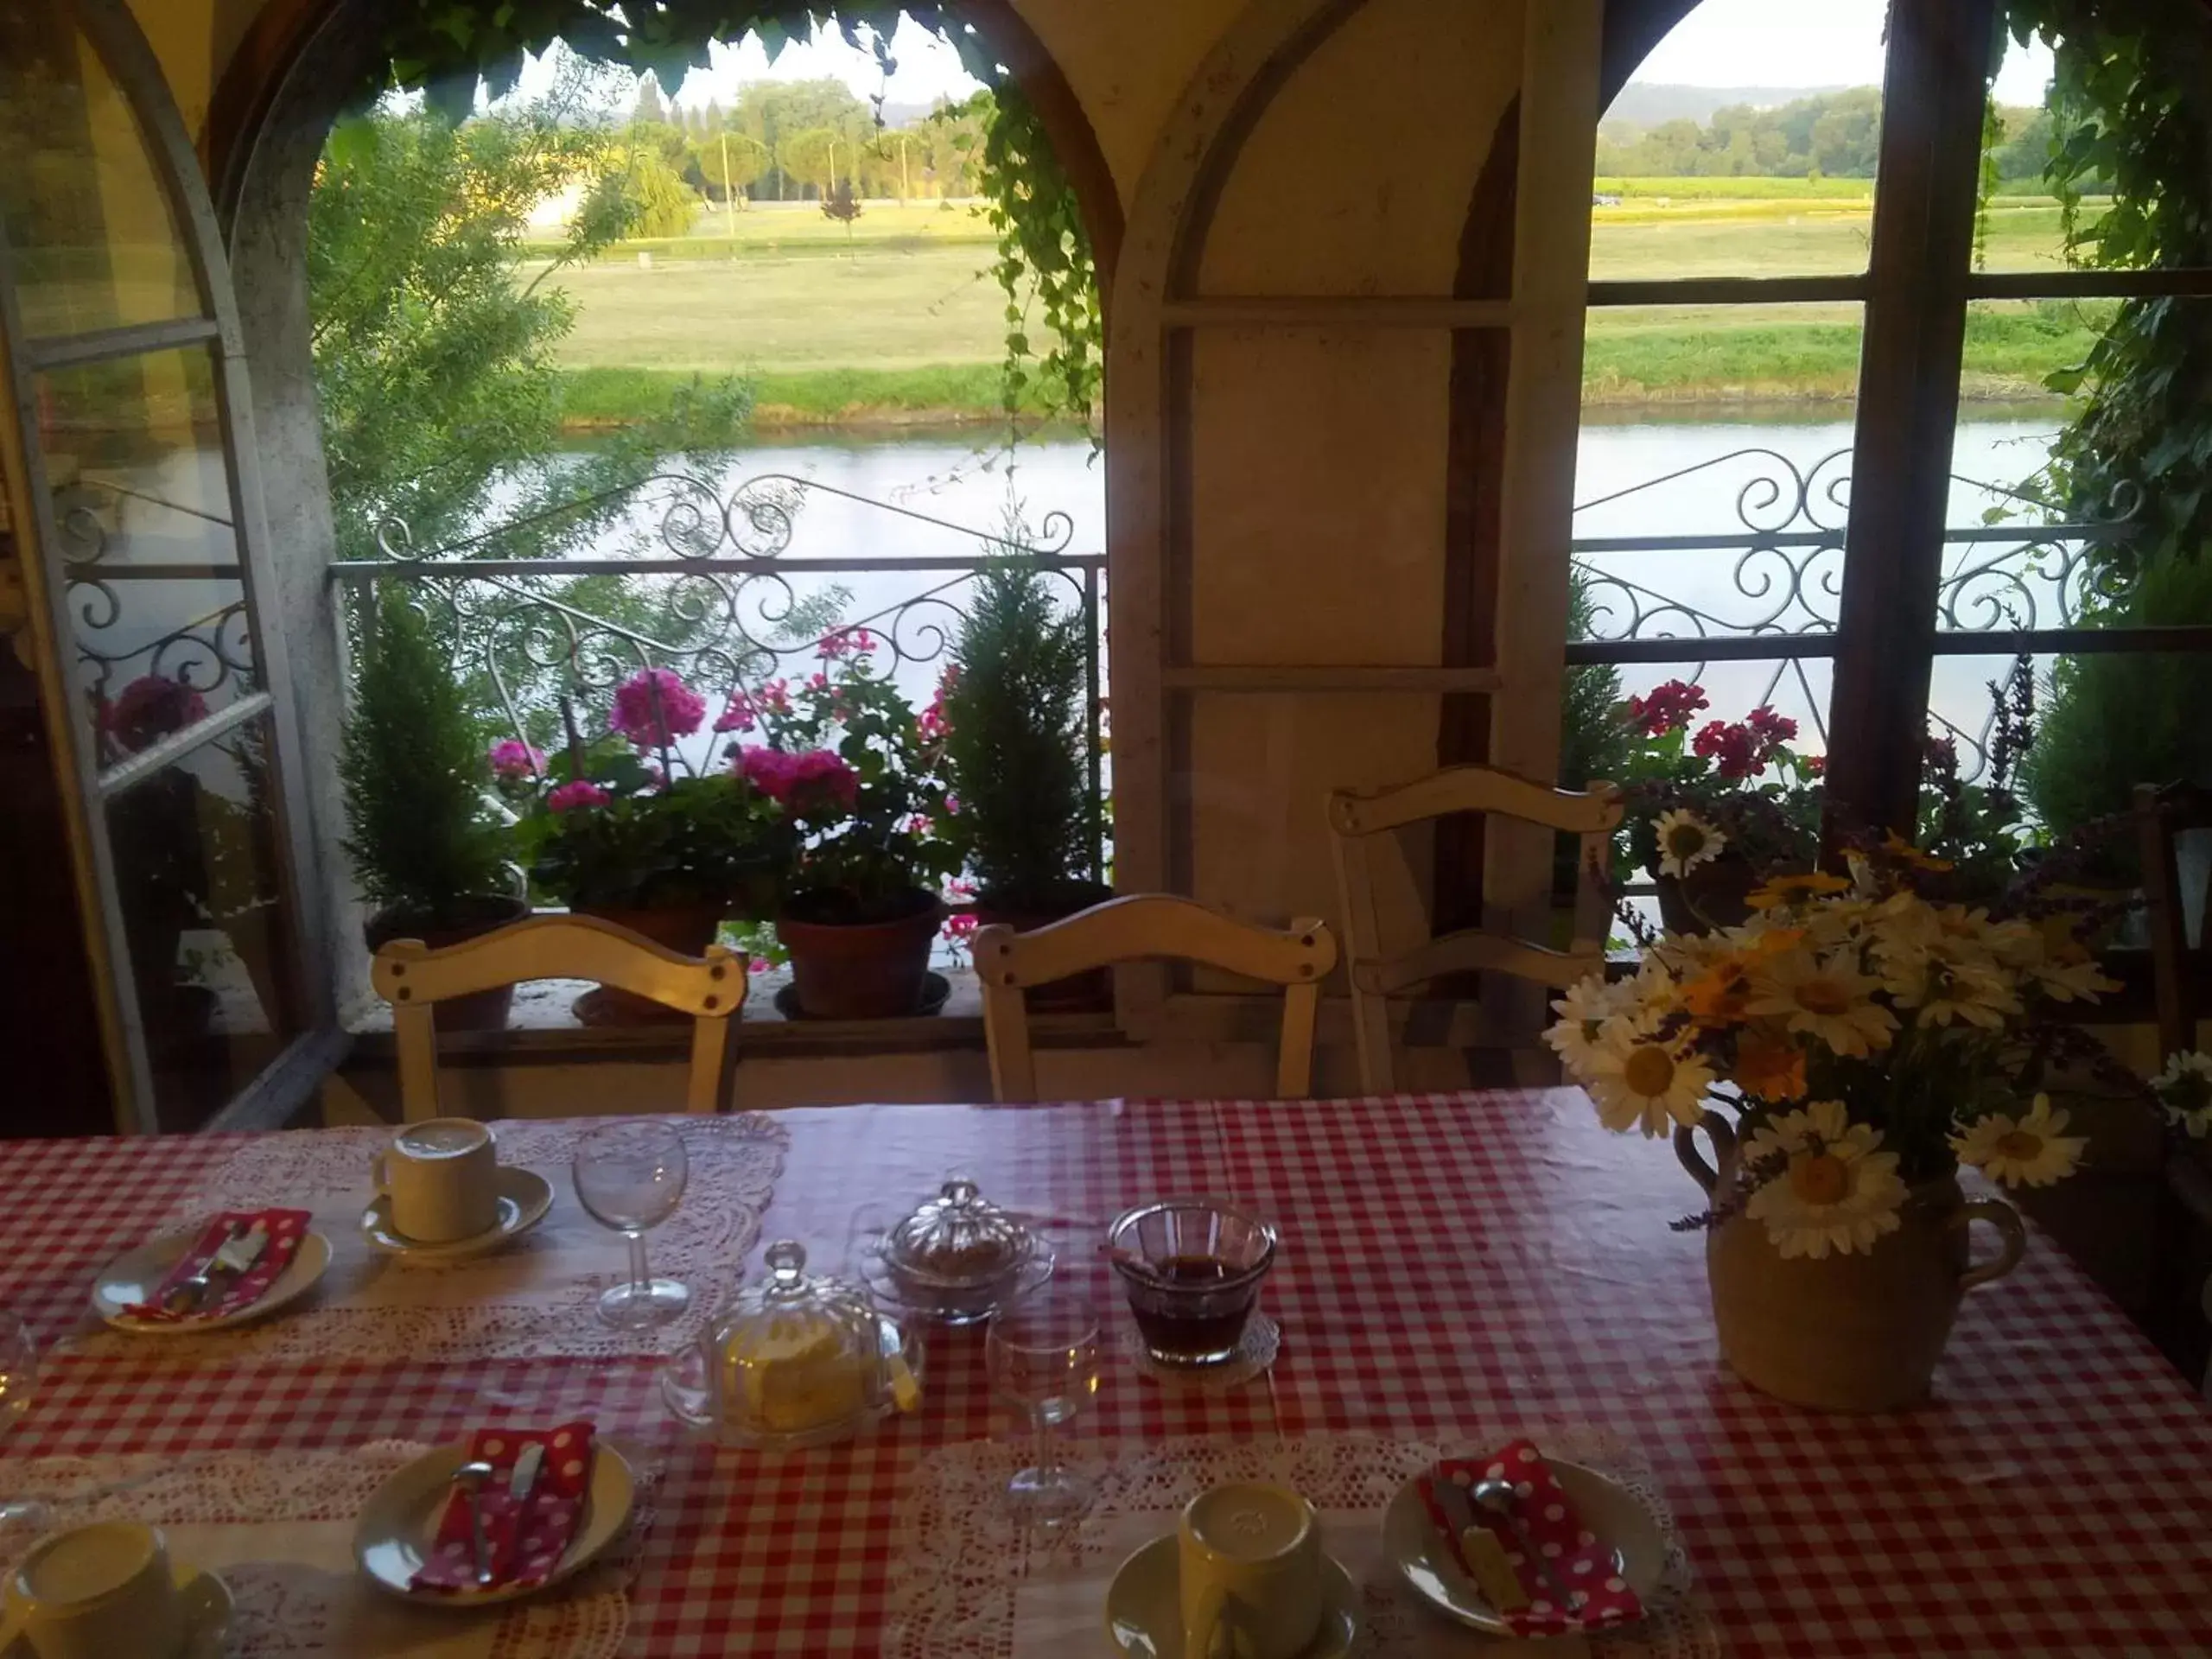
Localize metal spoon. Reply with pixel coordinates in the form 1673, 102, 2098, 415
1471, 1478, 1516, 1518
453, 1459, 497, 1586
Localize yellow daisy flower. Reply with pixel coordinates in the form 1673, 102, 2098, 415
1952, 1095, 2088, 1188
1743, 1100, 1909, 1259
1582, 1019, 1716, 1138
1745, 949, 1898, 1058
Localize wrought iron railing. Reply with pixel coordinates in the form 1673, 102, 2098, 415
326, 469, 1111, 880
1567, 442, 2141, 779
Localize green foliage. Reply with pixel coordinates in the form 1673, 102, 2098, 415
309, 84, 752, 565
777, 124, 842, 194
2022, 557, 2212, 835
690, 130, 769, 196
944, 557, 1092, 906
619, 133, 702, 236
1594, 89, 1884, 179
340, 591, 509, 922
937, 86, 1100, 434
527, 767, 791, 912
2002, 0, 2212, 830
1558, 573, 1627, 794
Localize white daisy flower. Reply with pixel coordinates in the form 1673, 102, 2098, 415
1652, 809, 1726, 878
1742, 1099, 1908, 1258
2152, 1052, 2212, 1137
1951, 1095, 2088, 1188
1581, 1018, 1716, 1137
1745, 949, 1898, 1058
1543, 974, 1628, 1075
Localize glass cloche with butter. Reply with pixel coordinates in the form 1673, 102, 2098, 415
861, 1177, 1055, 1325
662, 1240, 921, 1449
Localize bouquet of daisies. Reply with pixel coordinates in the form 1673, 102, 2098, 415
1544, 847, 2117, 1260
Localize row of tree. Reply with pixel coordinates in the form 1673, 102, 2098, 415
631, 73, 988, 205
1595, 87, 2056, 182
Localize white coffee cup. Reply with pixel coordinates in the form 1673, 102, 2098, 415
372, 1117, 499, 1243
0, 1520, 183, 1659
1178, 1481, 1323, 1659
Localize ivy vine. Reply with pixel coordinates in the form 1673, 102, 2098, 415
371, 2, 1099, 437
2001, 0, 2212, 572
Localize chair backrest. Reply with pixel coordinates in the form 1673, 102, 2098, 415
1328, 764, 1623, 1091
972, 894, 1338, 1103
2136, 781, 2212, 1060
370, 913, 745, 1121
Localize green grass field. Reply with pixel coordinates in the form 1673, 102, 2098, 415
538, 194, 2102, 425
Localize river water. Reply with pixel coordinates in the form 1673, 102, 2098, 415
626, 407, 2069, 763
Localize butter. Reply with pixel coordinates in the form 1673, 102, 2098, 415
725, 1316, 870, 1433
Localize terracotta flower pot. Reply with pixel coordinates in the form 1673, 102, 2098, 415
364, 893, 531, 1033
779, 887, 944, 1019
1652, 854, 1758, 935
572, 900, 727, 1025
972, 880, 1115, 1013
1677, 1111, 2025, 1412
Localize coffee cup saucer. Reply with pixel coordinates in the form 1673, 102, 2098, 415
1103, 1532, 1358, 1659
174, 1561, 233, 1659
361, 1166, 553, 1262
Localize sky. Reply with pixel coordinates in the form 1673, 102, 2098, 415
1629, 0, 2055, 105
506, 3, 2053, 118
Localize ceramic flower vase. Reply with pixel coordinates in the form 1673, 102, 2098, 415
1675, 1110, 2025, 1412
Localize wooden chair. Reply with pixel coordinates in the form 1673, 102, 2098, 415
2133, 783, 2212, 1385
1329, 765, 1623, 1093
370, 913, 745, 1121
973, 895, 1337, 1103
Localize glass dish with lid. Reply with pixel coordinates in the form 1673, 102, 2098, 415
860, 1177, 1055, 1325
661, 1240, 919, 1450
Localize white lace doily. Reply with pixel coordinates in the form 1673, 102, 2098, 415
73, 1116, 785, 1363
884, 1430, 1715, 1659
0, 1442, 660, 1659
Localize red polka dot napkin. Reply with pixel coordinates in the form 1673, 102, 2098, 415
123, 1210, 313, 1323
410, 1421, 598, 1594
1415, 1439, 1645, 1637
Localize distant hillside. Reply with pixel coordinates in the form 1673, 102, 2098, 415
1601, 82, 1857, 130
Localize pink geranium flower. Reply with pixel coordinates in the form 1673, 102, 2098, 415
734, 746, 860, 811
713, 690, 758, 735
103, 674, 208, 753
819, 626, 877, 660
546, 779, 612, 813
610, 668, 706, 749
488, 738, 546, 779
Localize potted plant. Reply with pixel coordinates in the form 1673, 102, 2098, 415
942, 559, 1109, 1008
1608, 680, 1821, 933
518, 665, 790, 1024
733, 632, 967, 1018
1543, 843, 2116, 1411
342, 591, 525, 1030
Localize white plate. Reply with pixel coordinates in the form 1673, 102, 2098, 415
1103, 1533, 1359, 1659
92, 1228, 332, 1333
362, 1167, 554, 1262
1383, 1459, 1665, 1635
353, 1440, 633, 1607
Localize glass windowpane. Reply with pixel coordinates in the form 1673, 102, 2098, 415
105, 715, 300, 1131
34, 346, 258, 761
0, 4, 200, 336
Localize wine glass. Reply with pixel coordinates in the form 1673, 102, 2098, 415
1, 1312, 50, 1537
573, 1121, 690, 1328
986, 1283, 1101, 1524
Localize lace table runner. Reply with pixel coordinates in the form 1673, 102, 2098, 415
0, 1442, 660, 1659
72, 1116, 785, 1362
886, 1431, 1717, 1659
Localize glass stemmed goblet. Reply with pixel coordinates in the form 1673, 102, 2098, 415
573, 1120, 690, 1328
986, 1283, 1101, 1525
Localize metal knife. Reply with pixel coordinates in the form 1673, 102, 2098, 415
507, 1441, 545, 1508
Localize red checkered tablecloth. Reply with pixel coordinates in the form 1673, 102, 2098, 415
3, 1091, 2209, 1655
